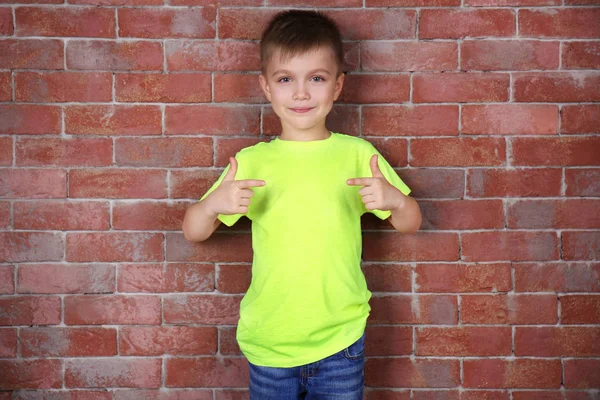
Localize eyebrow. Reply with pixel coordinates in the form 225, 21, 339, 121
271, 68, 332, 77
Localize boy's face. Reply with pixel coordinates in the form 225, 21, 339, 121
259, 46, 344, 136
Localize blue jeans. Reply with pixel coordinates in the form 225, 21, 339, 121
248, 330, 366, 400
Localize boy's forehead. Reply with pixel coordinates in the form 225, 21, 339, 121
266, 46, 337, 73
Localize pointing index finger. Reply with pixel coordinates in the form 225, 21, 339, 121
236, 179, 266, 189
347, 177, 374, 186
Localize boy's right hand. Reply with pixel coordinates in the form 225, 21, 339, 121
205, 156, 266, 216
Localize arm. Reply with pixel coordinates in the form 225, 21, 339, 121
182, 198, 222, 242
388, 193, 421, 234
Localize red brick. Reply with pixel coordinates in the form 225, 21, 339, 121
515, 327, 600, 356
214, 137, 267, 167
416, 326, 511, 356
513, 71, 600, 102
18, 263, 114, 294
64, 294, 161, 325
564, 359, 600, 389
361, 41, 457, 72
65, 105, 162, 135
66, 232, 164, 262
461, 294, 557, 324
566, 168, 600, 196
0, 169, 66, 199
0, 265, 14, 294
15, 6, 115, 37
216, 264, 251, 294
71, 0, 161, 4
166, 357, 248, 387
512, 137, 600, 166
363, 105, 458, 137
365, 326, 412, 356
366, 137, 409, 167
462, 231, 559, 262
67, 40, 163, 71
414, 72, 509, 103
0, 105, 61, 135
166, 232, 253, 262
363, 263, 411, 293
65, 358, 161, 388
15, 71, 112, 102
563, 41, 600, 69
419, 199, 504, 230
370, 294, 458, 324
120, 326, 216, 356
514, 262, 600, 293
0, 8, 12, 35
170, 0, 261, 4
119, 7, 215, 38
461, 40, 559, 70
14, 200, 110, 231
0, 39, 64, 69
508, 199, 600, 229
416, 263, 511, 293
116, 73, 211, 103
21, 327, 117, 357
561, 104, 600, 134
118, 263, 214, 293
365, 358, 460, 387
165, 105, 260, 135
69, 168, 166, 199
465, 0, 559, 5
462, 104, 558, 135
363, 232, 459, 262
0, 201, 9, 228
339, 74, 410, 104
214, 73, 264, 103
115, 137, 212, 168
467, 168, 561, 197
0, 327, 17, 357
16, 137, 113, 167
400, 169, 464, 199
560, 295, 600, 324
112, 201, 189, 231
519, 9, 600, 39
164, 294, 242, 324
0, 295, 61, 325
166, 40, 260, 71
512, 392, 564, 400
420, 9, 515, 39
0, 360, 62, 389
563, 231, 600, 261
1, 231, 64, 263
463, 359, 561, 388
263, 105, 360, 137
0, 71, 10, 101
367, 0, 459, 4
268, 0, 361, 5
217, 8, 277, 39
411, 137, 506, 166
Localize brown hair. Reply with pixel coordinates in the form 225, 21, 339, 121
260, 10, 345, 76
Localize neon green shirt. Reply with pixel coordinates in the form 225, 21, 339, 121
199, 132, 411, 367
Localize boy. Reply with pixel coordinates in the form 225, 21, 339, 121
182, 9, 422, 399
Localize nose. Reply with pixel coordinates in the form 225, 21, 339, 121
293, 82, 309, 100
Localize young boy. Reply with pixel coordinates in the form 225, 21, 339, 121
182, 9, 421, 399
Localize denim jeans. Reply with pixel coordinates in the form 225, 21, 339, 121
248, 330, 366, 400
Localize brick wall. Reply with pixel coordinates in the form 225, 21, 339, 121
0, 1, 599, 398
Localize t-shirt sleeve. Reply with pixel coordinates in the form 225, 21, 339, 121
198, 161, 245, 227
362, 144, 412, 220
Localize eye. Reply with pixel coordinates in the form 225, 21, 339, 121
277, 77, 291, 83
312, 76, 325, 82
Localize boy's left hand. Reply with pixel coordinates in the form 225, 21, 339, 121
346, 154, 405, 211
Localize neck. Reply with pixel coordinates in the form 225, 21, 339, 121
279, 123, 331, 142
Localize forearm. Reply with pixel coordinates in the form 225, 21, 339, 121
388, 194, 421, 233
182, 198, 220, 242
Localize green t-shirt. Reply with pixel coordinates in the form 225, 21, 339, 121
199, 132, 411, 367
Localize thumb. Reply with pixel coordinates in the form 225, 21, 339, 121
370, 154, 383, 178
223, 156, 238, 181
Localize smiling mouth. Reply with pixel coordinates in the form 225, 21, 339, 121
289, 107, 314, 113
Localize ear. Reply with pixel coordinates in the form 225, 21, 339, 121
259, 74, 272, 102
333, 72, 345, 101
